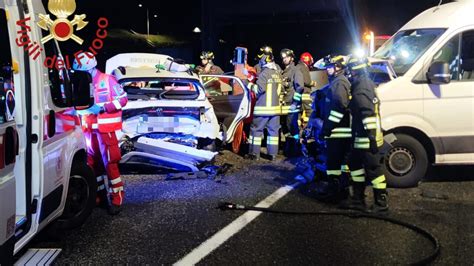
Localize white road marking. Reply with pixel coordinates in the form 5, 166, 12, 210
174, 182, 299, 266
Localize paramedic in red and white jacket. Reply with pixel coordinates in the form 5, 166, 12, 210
73, 52, 128, 215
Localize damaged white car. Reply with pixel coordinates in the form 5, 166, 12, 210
106, 53, 251, 173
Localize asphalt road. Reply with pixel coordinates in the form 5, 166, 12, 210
30, 151, 474, 265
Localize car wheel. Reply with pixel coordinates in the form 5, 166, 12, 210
55, 161, 96, 230
382, 133, 428, 188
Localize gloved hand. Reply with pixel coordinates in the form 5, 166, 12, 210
99, 106, 106, 114
290, 104, 297, 111
82, 104, 102, 115
369, 136, 379, 154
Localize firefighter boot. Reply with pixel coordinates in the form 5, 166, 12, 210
339, 182, 366, 211
108, 191, 124, 215
371, 189, 389, 213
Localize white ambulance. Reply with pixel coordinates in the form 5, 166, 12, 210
0, 0, 94, 263
373, 0, 474, 187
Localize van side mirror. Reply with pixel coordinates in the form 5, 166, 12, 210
427, 61, 451, 84
70, 70, 94, 110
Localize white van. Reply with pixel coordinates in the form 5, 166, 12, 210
372, 0, 474, 187
0, 1, 95, 263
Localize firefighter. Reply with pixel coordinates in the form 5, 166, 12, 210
246, 46, 283, 161
73, 52, 128, 215
319, 55, 352, 201
297, 52, 317, 126
340, 56, 388, 212
280, 48, 305, 157
196, 51, 224, 75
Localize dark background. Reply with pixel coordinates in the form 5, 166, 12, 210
52, 0, 452, 71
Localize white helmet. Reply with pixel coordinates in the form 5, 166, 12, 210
73, 52, 97, 71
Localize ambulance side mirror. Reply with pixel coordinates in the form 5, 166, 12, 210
427, 61, 451, 85
70, 70, 94, 110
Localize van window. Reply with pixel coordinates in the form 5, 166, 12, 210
0, 9, 15, 124
460, 30, 474, 81
373, 29, 445, 76
42, 41, 72, 108
432, 34, 460, 81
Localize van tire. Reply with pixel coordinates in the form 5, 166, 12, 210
383, 134, 428, 188
55, 162, 96, 230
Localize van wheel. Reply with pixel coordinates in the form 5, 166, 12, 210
383, 134, 428, 188
55, 162, 96, 230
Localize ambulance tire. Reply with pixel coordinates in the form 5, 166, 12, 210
383, 134, 428, 188
55, 162, 96, 230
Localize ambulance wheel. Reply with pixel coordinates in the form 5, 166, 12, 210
55, 162, 96, 230
383, 134, 428, 188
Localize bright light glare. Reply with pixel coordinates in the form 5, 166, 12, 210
138, 3, 143, 7
353, 48, 366, 58
401, 50, 410, 58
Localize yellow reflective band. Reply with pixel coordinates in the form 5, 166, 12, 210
329, 133, 352, 138
302, 94, 312, 101
294, 92, 302, 98
352, 175, 366, 182
332, 127, 352, 133
330, 110, 344, 118
365, 123, 377, 130
328, 116, 341, 123
266, 83, 272, 107
249, 136, 262, 145
327, 170, 342, 176
332, 55, 344, 61
373, 183, 387, 189
355, 137, 370, 143
363, 117, 378, 124
341, 165, 350, 172
351, 169, 365, 176
354, 143, 370, 149
372, 175, 386, 185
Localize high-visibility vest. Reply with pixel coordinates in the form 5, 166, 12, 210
82, 73, 123, 133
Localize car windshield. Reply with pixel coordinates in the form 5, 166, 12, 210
373, 28, 446, 76
120, 78, 201, 100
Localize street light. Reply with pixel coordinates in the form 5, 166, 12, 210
138, 3, 153, 39
193, 27, 201, 33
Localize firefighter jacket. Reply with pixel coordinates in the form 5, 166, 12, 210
349, 74, 384, 149
197, 64, 224, 75
281, 62, 305, 114
80, 71, 128, 133
322, 73, 352, 138
297, 61, 313, 101
253, 64, 283, 116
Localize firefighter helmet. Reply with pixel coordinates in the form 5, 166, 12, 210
347, 56, 370, 73
73, 52, 97, 71
280, 48, 295, 59
200, 51, 215, 60
323, 55, 346, 69
300, 52, 314, 67
257, 45, 274, 63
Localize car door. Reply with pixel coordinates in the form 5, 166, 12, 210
0, 6, 18, 262
423, 29, 474, 162
200, 74, 251, 143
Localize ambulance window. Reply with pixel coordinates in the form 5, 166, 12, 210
460, 30, 474, 81
42, 41, 72, 108
0, 9, 15, 124
433, 34, 460, 81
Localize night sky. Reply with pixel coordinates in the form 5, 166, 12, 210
56, 0, 450, 70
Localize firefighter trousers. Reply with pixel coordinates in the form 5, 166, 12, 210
348, 148, 387, 191
326, 138, 352, 182
85, 130, 124, 197
249, 116, 280, 157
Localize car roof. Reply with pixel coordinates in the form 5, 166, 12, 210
113, 66, 201, 82
400, 1, 474, 31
